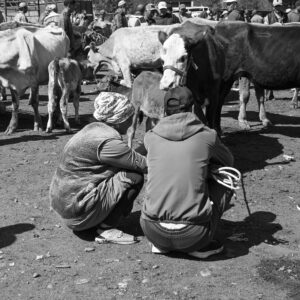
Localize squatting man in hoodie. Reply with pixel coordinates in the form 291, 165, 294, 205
140, 86, 234, 259
49, 92, 147, 244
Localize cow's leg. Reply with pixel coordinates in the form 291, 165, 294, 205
291, 88, 298, 109
46, 80, 56, 133
73, 84, 81, 125
5, 89, 19, 135
214, 82, 234, 135
254, 85, 272, 127
115, 55, 132, 88
127, 106, 140, 148
60, 87, 72, 133
0, 87, 7, 101
29, 86, 43, 131
238, 77, 251, 130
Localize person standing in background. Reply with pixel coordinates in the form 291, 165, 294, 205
178, 4, 191, 23
111, 0, 128, 32
287, 0, 300, 22
14, 2, 29, 23
224, 0, 243, 21
265, 0, 287, 24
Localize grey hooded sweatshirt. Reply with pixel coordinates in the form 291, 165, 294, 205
142, 112, 233, 225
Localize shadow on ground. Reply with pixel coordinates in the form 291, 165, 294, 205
223, 131, 284, 173
0, 223, 35, 249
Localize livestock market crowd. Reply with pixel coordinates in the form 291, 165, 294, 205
0, 0, 300, 262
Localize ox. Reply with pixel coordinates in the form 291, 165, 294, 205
46, 57, 95, 133
85, 19, 217, 88
159, 21, 300, 132
0, 25, 69, 134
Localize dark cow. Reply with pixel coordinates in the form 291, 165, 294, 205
159, 21, 300, 132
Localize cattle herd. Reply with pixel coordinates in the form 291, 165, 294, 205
0, 19, 299, 139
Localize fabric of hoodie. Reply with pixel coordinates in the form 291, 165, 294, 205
142, 112, 233, 225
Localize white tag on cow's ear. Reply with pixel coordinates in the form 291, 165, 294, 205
192, 61, 198, 70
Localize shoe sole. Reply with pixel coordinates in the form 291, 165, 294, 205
95, 237, 138, 245
188, 245, 224, 259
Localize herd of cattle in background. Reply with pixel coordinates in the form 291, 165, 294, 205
0, 16, 299, 142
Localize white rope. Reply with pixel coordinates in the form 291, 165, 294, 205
212, 167, 241, 190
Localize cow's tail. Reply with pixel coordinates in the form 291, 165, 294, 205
52, 57, 62, 107
53, 57, 60, 86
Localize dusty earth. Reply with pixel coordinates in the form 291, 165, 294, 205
0, 85, 299, 300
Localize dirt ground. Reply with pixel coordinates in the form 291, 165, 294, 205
0, 85, 299, 300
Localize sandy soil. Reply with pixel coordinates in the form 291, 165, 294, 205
0, 85, 299, 300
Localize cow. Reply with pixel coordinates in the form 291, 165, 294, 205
0, 24, 69, 134
159, 21, 300, 133
85, 18, 217, 88
46, 57, 95, 133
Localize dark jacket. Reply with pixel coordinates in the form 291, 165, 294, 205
266, 10, 287, 24
50, 122, 146, 220
142, 113, 233, 225
154, 12, 180, 25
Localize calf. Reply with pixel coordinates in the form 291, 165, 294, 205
127, 71, 166, 148
46, 57, 94, 133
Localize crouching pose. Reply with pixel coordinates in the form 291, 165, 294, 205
49, 92, 147, 244
141, 87, 234, 258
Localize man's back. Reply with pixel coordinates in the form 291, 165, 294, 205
143, 112, 233, 224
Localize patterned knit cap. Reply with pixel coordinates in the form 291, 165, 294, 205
93, 92, 134, 124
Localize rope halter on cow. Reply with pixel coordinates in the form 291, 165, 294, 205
163, 54, 198, 86
211, 167, 241, 190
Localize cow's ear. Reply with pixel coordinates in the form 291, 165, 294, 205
185, 27, 215, 49
158, 31, 168, 45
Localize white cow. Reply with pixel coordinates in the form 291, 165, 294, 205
85, 19, 217, 88
0, 24, 69, 134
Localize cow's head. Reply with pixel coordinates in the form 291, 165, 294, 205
158, 22, 215, 90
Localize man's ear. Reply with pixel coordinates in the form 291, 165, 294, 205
158, 31, 168, 45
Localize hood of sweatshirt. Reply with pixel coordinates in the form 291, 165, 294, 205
152, 112, 205, 141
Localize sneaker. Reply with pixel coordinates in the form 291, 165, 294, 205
151, 243, 169, 254
188, 240, 224, 259
95, 228, 138, 245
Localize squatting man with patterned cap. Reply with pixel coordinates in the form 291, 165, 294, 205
49, 92, 147, 244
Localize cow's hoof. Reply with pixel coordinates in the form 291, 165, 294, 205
5, 126, 16, 135
34, 125, 43, 132
238, 121, 251, 131
120, 79, 132, 88
46, 127, 52, 133
262, 119, 273, 128
291, 102, 298, 109
65, 127, 73, 134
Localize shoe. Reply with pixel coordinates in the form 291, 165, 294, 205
188, 240, 224, 259
95, 228, 138, 245
151, 243, 169, 254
